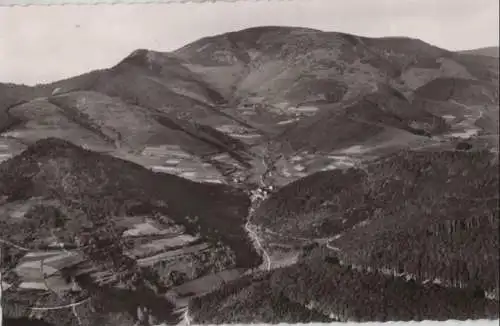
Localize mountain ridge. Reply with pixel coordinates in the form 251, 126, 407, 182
460, 46, 500, 58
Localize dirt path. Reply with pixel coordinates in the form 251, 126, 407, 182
29, 297, 91, 312
244, 215, 271, 271
241, 151, 274, 271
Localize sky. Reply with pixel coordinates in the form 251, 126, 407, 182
0, 0, 498, 85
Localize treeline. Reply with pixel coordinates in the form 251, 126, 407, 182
189, 272, 331, 324
336, 196, 499, 293
271, 257, 499, 321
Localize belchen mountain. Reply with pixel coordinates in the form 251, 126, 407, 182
1, 26, 498, 325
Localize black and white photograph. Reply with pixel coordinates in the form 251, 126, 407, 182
0, 0, 499, 325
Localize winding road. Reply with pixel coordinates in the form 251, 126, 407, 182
29, 297, 91, 312
244, 214, 271, 271
243, 152, 274, 272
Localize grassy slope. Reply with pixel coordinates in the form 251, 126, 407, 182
273, 86, 448, 153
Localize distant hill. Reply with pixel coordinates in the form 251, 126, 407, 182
460, 46, 499, 58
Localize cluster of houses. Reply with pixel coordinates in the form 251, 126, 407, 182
250, 185, 274, 202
